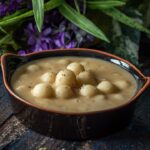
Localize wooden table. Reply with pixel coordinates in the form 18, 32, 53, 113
0, 66, 150, 150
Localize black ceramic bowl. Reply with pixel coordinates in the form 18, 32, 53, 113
1, 48, 150, 140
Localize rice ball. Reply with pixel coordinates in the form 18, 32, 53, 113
92, 95, 107, 109
41, 71, 56, 83
97, 80, 115, 93
55, 69, 77, 87
111, 93, 124, 101
15, 85, 26, 92
55, 85, 74, 99
80, 84, 98, 97
31, 83, 54, 98
26, 65, 39, 72
58, 59, 70, 66
80, 61, 89, 68
77, 71, 97, 86
113, 80, 129, 90
40, 62, 51, 69
20, 74, 28, 80
93, 94, 106, 103
67, 62, 85, 75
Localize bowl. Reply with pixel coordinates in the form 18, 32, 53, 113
1, 48, 150, 140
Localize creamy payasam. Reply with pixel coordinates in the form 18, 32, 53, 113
11, 57, 137, 113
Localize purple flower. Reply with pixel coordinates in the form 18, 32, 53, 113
18, 11, 95, 55
0, 3, 7, 17
24, 23, 53, 52
18, 50, 27, 56
54, 32, 77, 48
8, 0, 22, 13
18, 21, 79, 55
0, 0, 23, 17
68, 23, 95, 44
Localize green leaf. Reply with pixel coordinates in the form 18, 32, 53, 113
74, 0, 80, 13
87, 1, 125, 9
44, 0, 62, 11
0, 26, 8, 34
0, 9, 26, 21
0, 31, 21, 51
101, 8, 150, 34
0, 34, 12, 45
32, 0, 44, 32
106, 20, 140, 65
0, 49, 7, 56
0, 10, 33, 26
0, 0, 62, 27
59, 2, 110, 43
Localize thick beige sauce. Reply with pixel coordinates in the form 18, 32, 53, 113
11, 57, 137, 113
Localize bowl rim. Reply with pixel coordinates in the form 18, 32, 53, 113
1, 48, 150, 115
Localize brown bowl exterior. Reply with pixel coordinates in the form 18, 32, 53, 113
10, 95, 136, 140
1, 48, 150, 140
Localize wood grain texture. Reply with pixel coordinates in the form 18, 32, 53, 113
0, 68, 150, 150
0, 70, 24, 126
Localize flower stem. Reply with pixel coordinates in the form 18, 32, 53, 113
83, 0, 86, 15
74, 0, 80, 14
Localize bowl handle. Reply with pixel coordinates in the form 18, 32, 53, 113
148, 77, 150, 86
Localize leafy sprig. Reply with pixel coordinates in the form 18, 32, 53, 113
0, 0, 150, 43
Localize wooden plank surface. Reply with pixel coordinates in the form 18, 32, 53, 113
0, 67, 150, 150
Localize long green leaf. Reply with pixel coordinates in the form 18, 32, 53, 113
1, 9, 26, 21
59, 2, 110, 43
0, 26, 8, 34
32, 0, 44, 32
0, 0, 62, 26
101, 8, 150, 34
74, 0, 80, 13
44, 0, 62, 11
0, 34, 12, 45
87, 1, 125, 9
